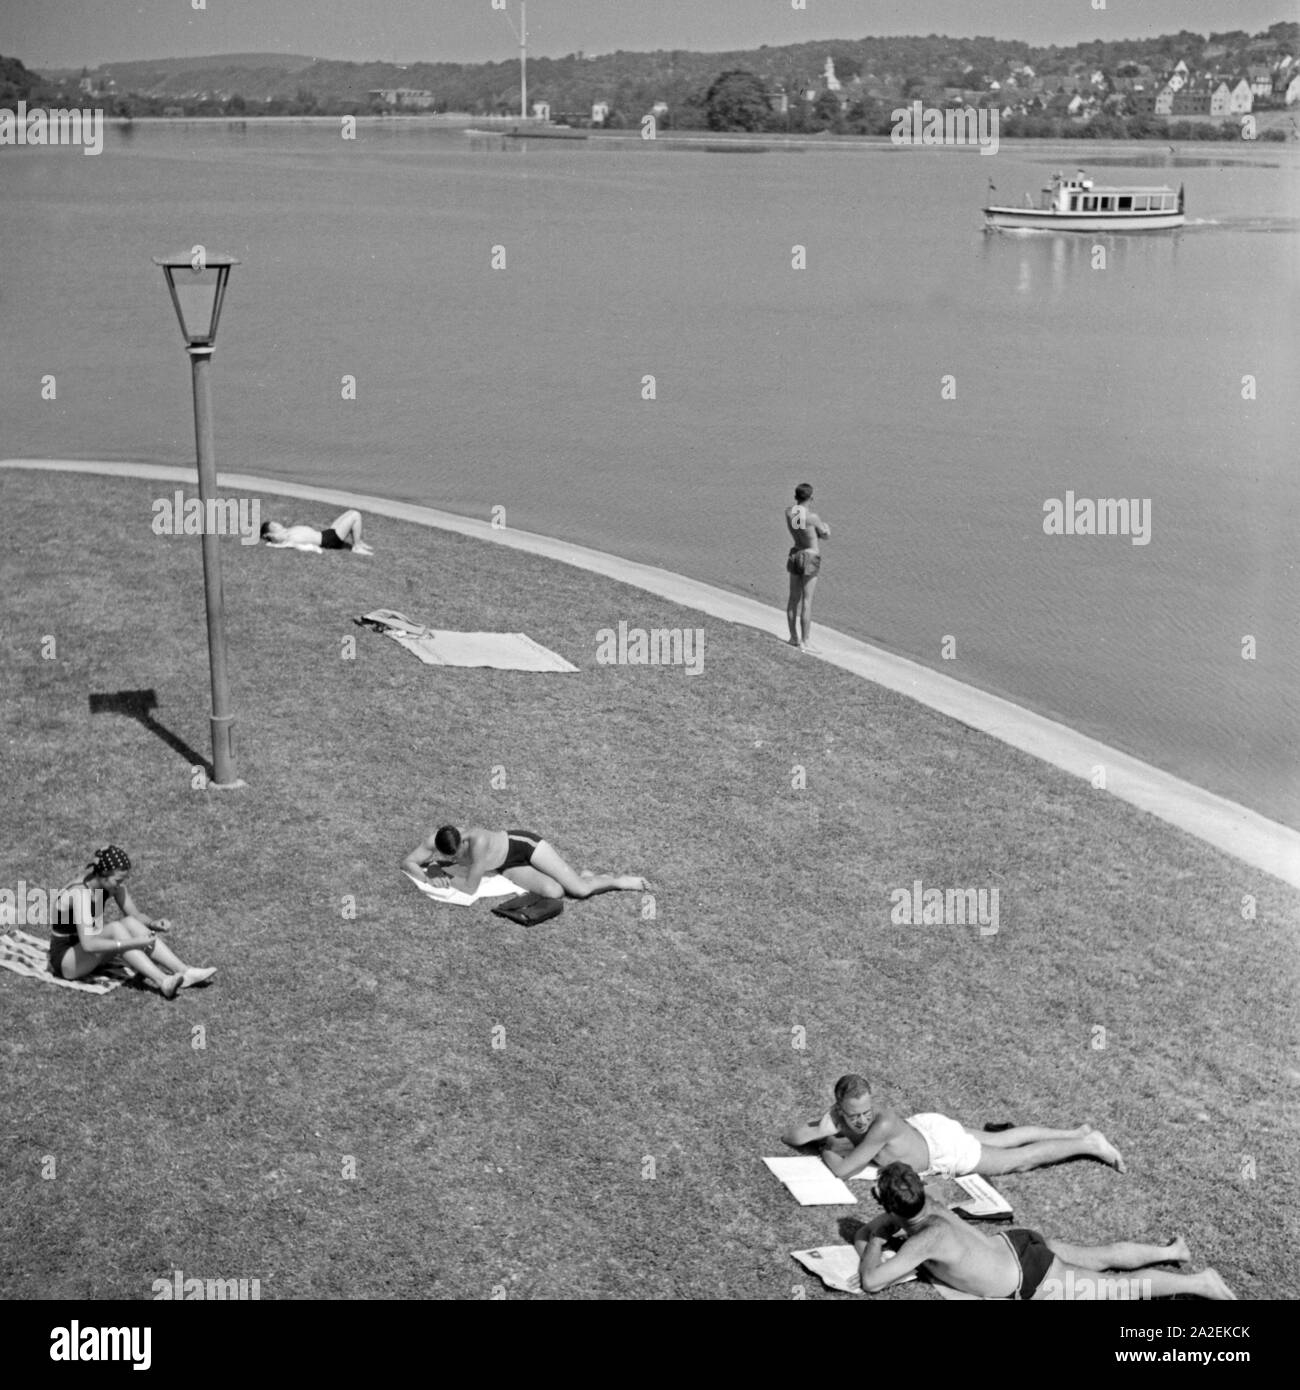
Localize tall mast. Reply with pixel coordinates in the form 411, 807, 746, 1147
520, 2, 527, 118
500, 2, 529, 119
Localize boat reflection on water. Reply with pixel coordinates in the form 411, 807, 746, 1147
981, 224, 1181, 299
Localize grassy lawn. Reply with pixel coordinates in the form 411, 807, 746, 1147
1, 469, 1296, 1301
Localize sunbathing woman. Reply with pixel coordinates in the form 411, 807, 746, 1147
48, 846, 216, 999
261, 509, 373, 554
403, 825, 650, 900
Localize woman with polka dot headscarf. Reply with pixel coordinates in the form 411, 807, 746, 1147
48, 846, 216, 998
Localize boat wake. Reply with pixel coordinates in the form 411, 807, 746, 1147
1179, 215, 1300, 234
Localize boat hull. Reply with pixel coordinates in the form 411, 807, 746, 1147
984, 206, 1184, 232
504, 127, 588, 140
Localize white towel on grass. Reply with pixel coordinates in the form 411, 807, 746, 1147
265, 539, 323, 553
358, 610, 576, 671
791, 1246, 917, 1293
792, 1247, 987, 1298
412, 630, 576, 671
0, 930, 132, 995
404, 871, 521, 906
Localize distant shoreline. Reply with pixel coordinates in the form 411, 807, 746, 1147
90, 113, 1299, 150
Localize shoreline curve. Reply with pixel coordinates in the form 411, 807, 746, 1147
5, 456, 1297, 891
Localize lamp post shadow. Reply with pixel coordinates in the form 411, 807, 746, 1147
88, 689, 212, 780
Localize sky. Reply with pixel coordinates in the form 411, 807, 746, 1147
3, 0, 1295, 72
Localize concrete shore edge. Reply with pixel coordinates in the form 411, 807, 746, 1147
5, 456, 1297, 890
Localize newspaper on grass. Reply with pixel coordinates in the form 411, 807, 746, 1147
762, 1155, 857, 1205
765, 1157, 1012, 1218
949, 1172, 1013, 1219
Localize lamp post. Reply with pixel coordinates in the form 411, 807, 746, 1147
152, 250, 242, 788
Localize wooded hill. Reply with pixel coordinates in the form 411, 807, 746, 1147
9, 22, 1298, 123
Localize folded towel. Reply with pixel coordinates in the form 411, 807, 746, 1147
0, 930, 132, 994
357, 609, 426, 636
404, 871, 520, 906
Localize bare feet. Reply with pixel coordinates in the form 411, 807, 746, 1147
1166, 1235, 1191, 1263
1089, 1131, 1126, 1173
161, 972, 184, 999
1197, 1268, 1236, 1300
786, 637, 803, 649
181, 966, 218, 989
354, 542, 374, 556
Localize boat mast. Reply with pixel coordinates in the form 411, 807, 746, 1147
520, 2, 527, 119
499, 2, 529, 118
500, 2, 531, 118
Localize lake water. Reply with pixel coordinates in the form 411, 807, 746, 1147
2, 123, 1297, 826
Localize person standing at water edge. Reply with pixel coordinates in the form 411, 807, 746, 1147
785, 483, 829, 652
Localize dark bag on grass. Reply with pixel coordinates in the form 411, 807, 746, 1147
490, 892, 564, 926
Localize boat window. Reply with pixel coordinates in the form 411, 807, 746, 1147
1118, 196, 1132, 210
1100, 197, 1114, 211
1070, 197, 1079, 210
1134, 196, 1149, 211
1161, 195, 1173, 210
1084, 196, 1096, 211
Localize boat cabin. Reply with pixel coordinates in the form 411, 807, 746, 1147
1045, 171, 1179, 214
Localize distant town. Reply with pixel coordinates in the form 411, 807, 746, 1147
4, 21, 1298, 140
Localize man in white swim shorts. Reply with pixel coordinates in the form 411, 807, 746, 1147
906, 1112, 983, 1179
781, 1073, 1126, 1181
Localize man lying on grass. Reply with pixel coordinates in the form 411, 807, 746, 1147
261, 508, 373, 554
783, 1072, 1124, 1180
47, 845, 216, 999
855, 1161, 1234, 1300
403, 824, 650, 900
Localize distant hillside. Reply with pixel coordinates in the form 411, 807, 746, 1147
9, 21, 1298, 134
38, 52, 316, 83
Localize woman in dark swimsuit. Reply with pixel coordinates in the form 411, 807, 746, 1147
403, 825, 649, 901
49, 846, 216, 999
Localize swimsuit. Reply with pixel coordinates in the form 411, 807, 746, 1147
500, 830, 543, 870
319, 526, 350, 550
47, 929, 76, 977
47, 880, 90, 976
999, 1227, 1056, 1300
787, 547, 821, 578
906, 1113, 982, 1179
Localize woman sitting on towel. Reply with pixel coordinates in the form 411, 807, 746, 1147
260, 509, 373, 555
47, 846, 216, 999
403, 825, 650, 901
